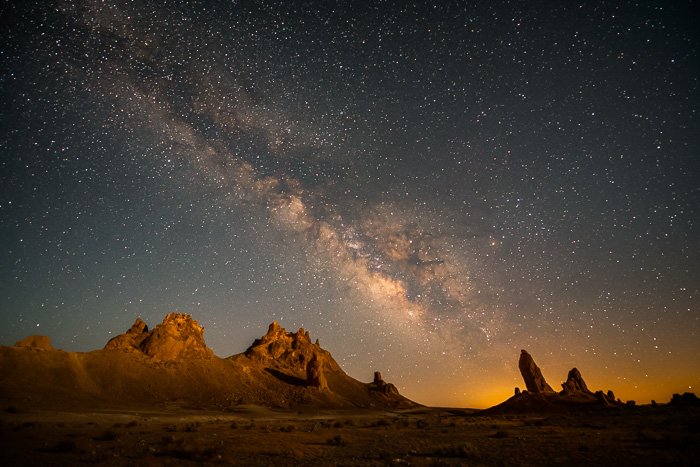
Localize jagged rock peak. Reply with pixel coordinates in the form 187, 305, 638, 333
129, 318, 148, 334
518, 349, 555, 394
105, 313, 212, 361
267, 321, 282, 336
105, 317, 150, 352
15, 335, 53, 351
561, 367, 593, 395
245, 322, 335, 372
140, 313, 212, 361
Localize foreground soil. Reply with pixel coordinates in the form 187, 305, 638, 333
1, 405, 698, 466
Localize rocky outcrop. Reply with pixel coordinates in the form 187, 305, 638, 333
370, 371, 399, 396
488, 350, 627, 414
140, 313, 212, 361
306, 353, 328, 389
245, 321, 332, 371
15, 335, 53, 351
104, 318, 149, 352
518, 350, 554, 393
561, 367, 593, 395
104, 313, 212, 361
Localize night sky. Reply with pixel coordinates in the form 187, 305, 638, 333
1, 1, 697, 407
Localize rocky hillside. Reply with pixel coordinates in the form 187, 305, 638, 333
0, 313, 416, 410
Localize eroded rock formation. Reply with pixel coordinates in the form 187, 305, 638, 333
495, 350, 627, 413
140, 313, 212, 361
518, 349, 555, 393
561, 367, 593, 395
306, 353, 328, 389
370, 370, 399, 396
104, 318, 149, 352
104, 313, 212, 361
245, 321, 327, 371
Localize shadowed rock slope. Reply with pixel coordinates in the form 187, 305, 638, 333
483, 349, 625, 414
0, 314, 416, 410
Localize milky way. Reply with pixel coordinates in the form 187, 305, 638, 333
1, 1, 697, 406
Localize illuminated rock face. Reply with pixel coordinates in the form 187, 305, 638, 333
104, 318, 149, 352
140, 313, 213, 361
244, 321, 336, 372
105, 313, 213, 361
518, 349, 555, 394
306, 353, 328, 390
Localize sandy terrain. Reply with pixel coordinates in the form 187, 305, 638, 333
1, 404, 697, 466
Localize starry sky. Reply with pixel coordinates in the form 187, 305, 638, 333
1, 0, 698, 408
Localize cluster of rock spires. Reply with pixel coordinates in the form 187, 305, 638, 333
511, 349, 622, 409
243, 321, 339, 390
100, 314, 408, 405
105, 313, 212, 361
245, 322, 326, 369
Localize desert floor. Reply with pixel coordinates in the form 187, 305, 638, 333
1, 404, 698, 466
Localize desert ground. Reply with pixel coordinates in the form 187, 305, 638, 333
2, 404, 698, 466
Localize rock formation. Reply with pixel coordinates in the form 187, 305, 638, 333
560, 367, 593, 395
306, 353, 328, 389
14, 335, 53, 351
104, 318, 149, 352
141, 313, 212, 361
370, 370, 399, 396
485, 350, 626, 413
518, 349, 554, 393
104, 313, 212, 361
245, 321, 329, 371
